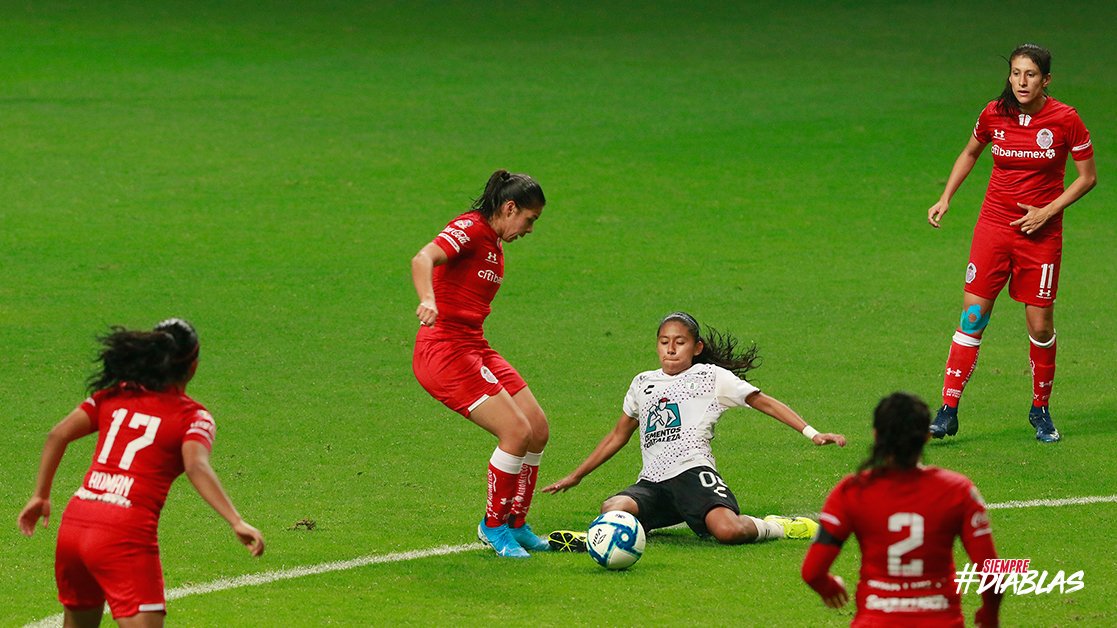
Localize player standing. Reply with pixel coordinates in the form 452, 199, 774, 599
410, 169, 551, 557
542, 312, 846, 544
802, 392, 1002, 627
927, 43, 1097, 442
18, 319, 264, 626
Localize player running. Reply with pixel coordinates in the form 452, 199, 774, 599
802, 392, 1002, 627
18, 318, 264, 626
410, 169, 551, 558
542, 312, 846, 545
927, 43, 1097, 443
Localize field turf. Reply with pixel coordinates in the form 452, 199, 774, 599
3, 0, 1116, 625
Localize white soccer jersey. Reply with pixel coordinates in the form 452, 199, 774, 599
622, 363, 760, 482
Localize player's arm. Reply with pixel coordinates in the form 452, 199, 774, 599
961, 495, 1002, 627
1012, 155, 1097, 234
18, 408, 95, 536
411, 241, 449, 327
746, 392, 846, 447
541, 414, 639, 493
801, 532, 849, 608
182, 441, 265, 557
929, 134, 987, 228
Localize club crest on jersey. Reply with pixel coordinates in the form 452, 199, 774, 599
480, 366, 498, 384
1035, 128, 1054, 150
454, 219, 473, 229
965, 262, 977, 284
645, 398, 682, 433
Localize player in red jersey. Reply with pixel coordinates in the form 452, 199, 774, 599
411, 169, 550, 558
18, 319, 264, 626
927, 44, 1097, 443
802, 392, 1002, 627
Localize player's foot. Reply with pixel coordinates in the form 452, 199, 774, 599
930, 404, 959, 439
547, 530, 588, 552
1028, 405, 1061, 443
477, 521, 529, 558
764, 515, 819, 540
508, 523, 550, 552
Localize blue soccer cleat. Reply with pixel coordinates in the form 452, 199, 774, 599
930, 404, 959, 439
508, 523, 551, 552
477, 521, 530, 558
1028, 405, 1061, 443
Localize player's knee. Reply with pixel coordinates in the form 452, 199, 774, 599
707, 517, 750, 545
959, 303, 991, 335
1030, 329, 1056, 346
600, 496, 635, 515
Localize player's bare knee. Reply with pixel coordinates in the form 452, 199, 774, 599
601, 496, 636, 515
708, 516, 751, 545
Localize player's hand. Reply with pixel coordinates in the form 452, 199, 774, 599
232, 519, 266, 557
975, 604, 999, 627
928, 200, 949, 228
821, 575, 849, 608
812, 433, 847, 447
1010, 202, 1055, 235
17, 496, 51, 537
541, 474, 581, 494
416, 300, 438, 327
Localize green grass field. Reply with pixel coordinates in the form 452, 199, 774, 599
3, 0, 1116, 625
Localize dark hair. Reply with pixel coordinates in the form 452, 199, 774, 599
470, 169, 545, 219
87, 318, 200, 393
856, 392, 930, 475
994, 43, 1052, 117
658, 311, 760, 379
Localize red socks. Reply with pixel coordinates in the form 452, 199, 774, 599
942, 331, 982, 408
508, 451, 542, 529
484, 448, 524, 528
1030, 333, 1056, 406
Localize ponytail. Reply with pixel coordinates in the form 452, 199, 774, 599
856, 392, 930, 476
470, 169, 545, 218
87, 318, 200, 393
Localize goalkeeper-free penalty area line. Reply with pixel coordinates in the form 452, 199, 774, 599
26, 494, 1117, 627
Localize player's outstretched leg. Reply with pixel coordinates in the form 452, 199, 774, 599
929, 404, 959, 439
764, 515, 819, 540
547, 530, 588, 552
1028, 405, 1061, 443
477, 521, 529, 558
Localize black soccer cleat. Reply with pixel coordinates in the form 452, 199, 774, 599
1028, 405, 1061, 443
930, 404, 959, 439
548, 530, 588, 552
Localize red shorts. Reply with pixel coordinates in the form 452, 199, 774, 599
413, 336, 527, 416
55, 516, 166, 618
965, 219, 1062, 307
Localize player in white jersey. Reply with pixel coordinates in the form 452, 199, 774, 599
543, 312, 846, 544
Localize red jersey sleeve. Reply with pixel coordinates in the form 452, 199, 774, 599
959, 480, 996, 564
78, 389, 112, 430
818, 475, 855, 541
183, 408, 216, 450
432, 215, 483, 260
1065, 107, 1093, 161
972, 103, 995, 144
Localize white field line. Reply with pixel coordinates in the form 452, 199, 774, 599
26, 494, 1117, 626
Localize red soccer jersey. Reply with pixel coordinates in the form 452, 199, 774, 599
423, 210, 504, 338
63, 385, 216, 535
818, 466, 996, 623
973, 97, 1093, 234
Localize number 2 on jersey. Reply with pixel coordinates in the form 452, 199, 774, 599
96, 408, 162, 470
887, 512, 925, 577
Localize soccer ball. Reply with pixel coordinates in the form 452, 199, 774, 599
587, 510, 646, 570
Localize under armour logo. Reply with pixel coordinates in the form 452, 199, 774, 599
1039, 380, 1053, 388
993, 129, 1006, 140
486, 252, 499, 264
947, 368, 963, 377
